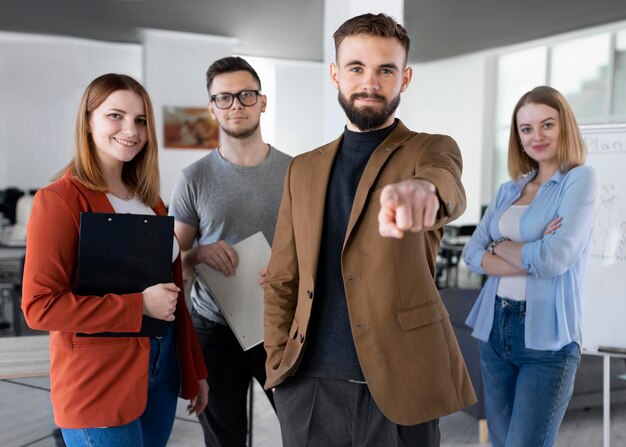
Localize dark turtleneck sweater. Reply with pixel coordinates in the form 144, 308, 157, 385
298, 120, 397, 380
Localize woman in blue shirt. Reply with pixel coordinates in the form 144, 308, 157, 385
462, 86, 597, 447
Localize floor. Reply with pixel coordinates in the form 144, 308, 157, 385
0, 376, 280, 447
1, 266, 625, 446
2, 374, 626, 447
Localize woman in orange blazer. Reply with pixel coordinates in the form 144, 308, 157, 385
22, 74, 208, 447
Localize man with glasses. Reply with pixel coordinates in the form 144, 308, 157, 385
169, 56, 291, 446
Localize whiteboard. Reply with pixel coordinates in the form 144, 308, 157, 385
580, 124, 626, 352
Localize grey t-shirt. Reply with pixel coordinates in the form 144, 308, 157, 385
169, 146, 292, 325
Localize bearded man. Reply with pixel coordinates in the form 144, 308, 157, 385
263, 13, 476, 447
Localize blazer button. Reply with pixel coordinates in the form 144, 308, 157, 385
307, 290, 313, 299
300, 334, 305, 343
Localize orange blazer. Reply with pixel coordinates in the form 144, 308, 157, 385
22, 174, 207, 428
264, 120, 476, 425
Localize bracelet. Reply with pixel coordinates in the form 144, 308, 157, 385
488, 237, 510, 254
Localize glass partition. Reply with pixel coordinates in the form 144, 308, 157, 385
495, 46, 547, 127
613, 29, 626, 116
551, 33, 610, 121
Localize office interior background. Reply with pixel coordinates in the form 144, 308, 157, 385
2, 0, 626, 446
1, 0, 625, 223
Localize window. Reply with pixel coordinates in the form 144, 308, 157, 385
495, 47, 547, 127
491, 26, 626, 195
493, 128, 511, 190
493, 46, 547, 186
551, 33, 610, 121
613, 30, 626, 116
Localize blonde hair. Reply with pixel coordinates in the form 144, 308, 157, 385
508, 86, 586, 180
56, 73, 160, 207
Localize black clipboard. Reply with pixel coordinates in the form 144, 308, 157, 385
75, 212, 174, 337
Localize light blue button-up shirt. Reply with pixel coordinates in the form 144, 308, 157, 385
462, 165, 598, 350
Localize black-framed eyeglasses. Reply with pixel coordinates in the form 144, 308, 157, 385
210, 90, 261, 109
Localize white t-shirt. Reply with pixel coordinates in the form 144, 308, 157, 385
106, 193, 180, 262
496, 204, 528, 301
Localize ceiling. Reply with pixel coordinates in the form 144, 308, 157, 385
0, 0, 325, 60
1, 0, 626, 62
405, 0, 626, 61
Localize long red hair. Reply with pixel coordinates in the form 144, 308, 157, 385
55, 73, 160, 206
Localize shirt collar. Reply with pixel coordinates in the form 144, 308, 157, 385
513, 168, 565, 192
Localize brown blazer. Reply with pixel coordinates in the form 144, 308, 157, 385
22, 174, 207, 428
264, 120, 476, 425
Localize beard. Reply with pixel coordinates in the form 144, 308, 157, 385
221, 119, 260, 139
337, 90, 401, 131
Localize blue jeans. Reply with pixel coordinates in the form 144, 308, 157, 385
62, 327, 180, 447
479, 297, 580, 447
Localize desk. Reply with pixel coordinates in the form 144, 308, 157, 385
439, 236, 470, 287
582, 349, 626, 447
0, 245, 25, 259
0, 334, 49, 379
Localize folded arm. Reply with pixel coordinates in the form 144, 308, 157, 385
520, 168, 597, 278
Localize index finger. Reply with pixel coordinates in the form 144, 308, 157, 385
378, 203, 404, 238
379, 185, 413, 238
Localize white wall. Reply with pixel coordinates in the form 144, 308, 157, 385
141, 29, 235, 203
233, 56, 326, 156
273, 60, 326, 154
0, 29, 326, 201
401, 52, 491, 225
0, 32, 142, 190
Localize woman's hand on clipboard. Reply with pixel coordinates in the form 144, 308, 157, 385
142, 283, 180, 321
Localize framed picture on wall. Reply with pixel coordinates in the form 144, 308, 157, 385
163, 106, 219, 149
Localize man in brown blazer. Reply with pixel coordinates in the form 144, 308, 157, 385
264, 13, 476, 446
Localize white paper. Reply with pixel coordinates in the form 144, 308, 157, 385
194, 232, 270, 350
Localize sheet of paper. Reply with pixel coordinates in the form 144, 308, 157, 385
194, 231, 270, 350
